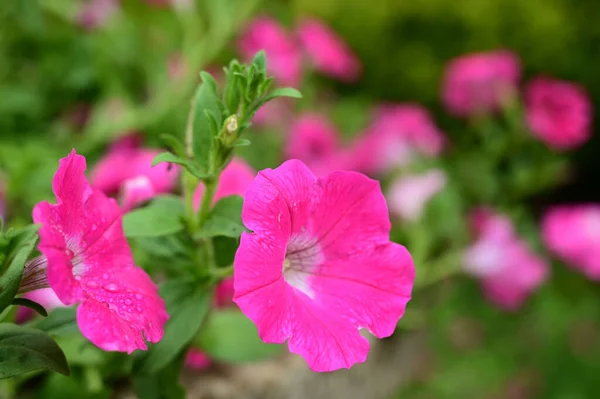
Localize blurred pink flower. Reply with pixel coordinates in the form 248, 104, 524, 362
90, 134, 180, 210
285, 113, 341, 175
525, 77, 592, 150
542, 205, 600, 279
251, 100, 293, 129
167, 53, 188, 81
442, 50, 520, 117
185, 348, 213, 370
387, 169, 447, 222
33, 150, 168, 353
238, 17, 303, 87
16, 288, 65, 325
297, 18, 361, 83
233, 160, 414, 371
78, 0, 118, 30
193, 158, 255, 210
463, 208, 548, 310
352, 104, 445, 174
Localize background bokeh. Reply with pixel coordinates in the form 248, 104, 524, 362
1, 0, 600, 398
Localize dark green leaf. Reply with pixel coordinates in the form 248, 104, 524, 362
29, 307, 78, 336
195, 196, 245, 239
0, 225, 39, 314
193, 78, 222, 169
151, 152, 208, 180
198, 309, 282, 363
37, 372, 111, 399
12, 297, 48, 317
133, 280, 212, 375
123, 195, 185, 238
232, 138, 251, 147
0, 323, 70, 379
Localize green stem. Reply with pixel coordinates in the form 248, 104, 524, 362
183, 170, 199, 233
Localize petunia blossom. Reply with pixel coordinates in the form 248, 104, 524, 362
463, 208, 548, 310
238, 16, 303, 87
90, 133, 179, 210
16, 288, 65, 325
542, 205, 600, 279
193, 158, 256, 210
442, 50, 520, 117
33, 150, 168, 353
233, 160, 415, 371
352, 104, 445, 174
525, 77, 592, 150
387, 169, 447, 222
297, 18, 362, 83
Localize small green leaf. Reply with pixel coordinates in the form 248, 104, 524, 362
197, 309, 282, 363
159, 134, 186, 158
251, 50, 267, 72
0, 323, 70, 379
151, 152, 208, 180
12, 297, 48, 317
133, 280, 212, 375
193, 79, 222, 169
264, 87, 302, 101
232, 138, 251, 147
0, 225, 39, 314
29, 307, 78, 336
199, 71, 218, 94
195, 196, 245, 239
123, 196, 185, 238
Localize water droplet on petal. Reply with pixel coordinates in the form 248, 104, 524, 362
136, 306, 142, 313
104, 283, 119, 292
125, 299, 132, 305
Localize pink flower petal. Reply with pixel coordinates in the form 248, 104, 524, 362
121, 176, 156, 212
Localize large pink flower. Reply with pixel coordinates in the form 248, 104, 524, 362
463, 208, 548, 310
233, 160, 415, 371
442, 50, 520, 117
297, 18, 362, 83
352, 104, 445, 174
542, 205, 600, 279
238, 17, 303, 87
525, 77, 592, 150
33, 150, 168, 353
90, 134, 180, 211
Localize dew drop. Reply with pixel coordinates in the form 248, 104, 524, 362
136, 306, 143, 313
104, 283, 119, 292
125, 299, 132, 305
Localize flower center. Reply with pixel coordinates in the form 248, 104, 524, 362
65, 240, 85, 278
282, 233, 323, 299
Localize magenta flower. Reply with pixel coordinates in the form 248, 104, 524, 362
463, 209, 548, 311
238, 17, 303, 87
33, 150, 168, 353
352, 104, 445, 174
542, 205, 600, 279
525, 77, 592, 150
16, 288, 65, 325
297, 18, 362, 83
442, 50, 520, 117
233, 160, 415, 371
387, 169, 447, 222
193, 158, 255, 210
91, 134, 179, 210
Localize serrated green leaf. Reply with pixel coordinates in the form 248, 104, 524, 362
12, 297, 48, 317
195, 196, 245, 239
0, 225, 39, 314
29, 307, 78, 336
0, 323, 70, 379
151, 152, 208, 180
197, 309, 282, 363
133, 280, 212, 375
123, 195, 185, 238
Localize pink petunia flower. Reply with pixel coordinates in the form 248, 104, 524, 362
352, 104, 445, 174
78, 0, 118, 30
285, 113, 341, 175
233, 160, 415, 371
16, 288, 66, 325
463, 208, 548, 310
193, 158, 256, 210
33, 150, 168, 353
297, 18, 362, 83
387, 169, 447, 222
525, 77, 592, 150
542, 205, 600, 279
442, 50, 520, 117
238, 17, 303, 87
90, 134, 179, 210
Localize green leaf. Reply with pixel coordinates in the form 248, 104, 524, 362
133, 280, 212, 375
132, 352, 186, 399
29, 307, 78, 336
0, 225, 39, 314
123, 195, 185, 238
151, 152, 208, 180
53, 333, 105, 367
195, 196, 245, 239
0, 323, 70, 379
159, 134, 186, 158
232, 138, 251, 147
251, 50, 267, 72
192, 77, 222, 169
264, 87, 302, 101
198, 309, 282, 363
12, 297, 48, 317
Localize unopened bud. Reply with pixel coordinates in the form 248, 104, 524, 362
226, 115, 238, 134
